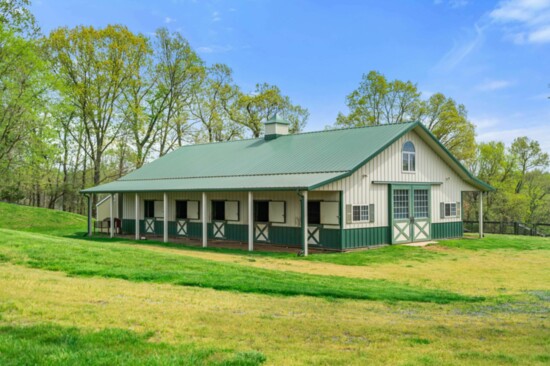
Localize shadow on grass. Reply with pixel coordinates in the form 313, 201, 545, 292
0, 229, 483, 304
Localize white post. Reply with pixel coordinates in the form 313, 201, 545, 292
135, 193, 140, 240
479, 191, 484, 238
202, 192, 207, 247
87, 195, 93, 237
110, 193, 114, 238
303, 191, 308, 257
163, 192, 168, 243
248, 191, 253, 251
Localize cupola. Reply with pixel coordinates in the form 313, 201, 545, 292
264, 113, 289, 140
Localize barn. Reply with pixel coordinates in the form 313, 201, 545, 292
82, 117, 493, 255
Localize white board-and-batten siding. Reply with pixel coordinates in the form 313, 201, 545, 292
316, 130, 478, 229
122, 190, 339, 228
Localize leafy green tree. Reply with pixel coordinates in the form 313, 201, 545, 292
46, 25, 149, 188
226, 83, 309, 137
336, 70, 476, 163
510, 137, 549, 193
0, 0, 39, 36
0, 25, 48, 176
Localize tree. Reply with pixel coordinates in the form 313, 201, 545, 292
190, 63, 242, 143
0, 0, 39, 36
335, 70, 476, 163
0, 25, 48, 175
510, 137, 549, 193
46, 25, 149, 188
226, 83, 309, 137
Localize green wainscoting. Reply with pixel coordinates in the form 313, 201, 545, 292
342, 226, 391, 249
269, 226, 301, 247
431, 221, 464, 239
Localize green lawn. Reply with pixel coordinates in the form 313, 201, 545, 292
0, 324, 265, 366
0, 202, 549, 365
0, 228, 475, 304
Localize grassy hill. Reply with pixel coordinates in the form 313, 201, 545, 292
0, 202, 87, 236
0, 202, 549, 365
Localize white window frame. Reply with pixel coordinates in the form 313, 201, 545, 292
402, 141, 416, 173
444, 202, 458, 218
351, 204, 369, 222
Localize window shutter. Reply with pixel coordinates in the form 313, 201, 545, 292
456, 201, 461, 219
369, 204, 375, 223
440, 202, 445, 219
345, 204, 352, 224
188, 201, 200, 220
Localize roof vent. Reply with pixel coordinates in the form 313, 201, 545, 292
264, 113, 290, 140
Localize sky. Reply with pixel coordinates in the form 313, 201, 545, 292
32, 0, 550, 153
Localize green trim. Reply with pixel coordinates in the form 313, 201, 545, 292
309, 122, 493, 192
431, 222, 463, 239
308, 122, 420, 190
414, 124, 495, 191
372, 181, 442, 185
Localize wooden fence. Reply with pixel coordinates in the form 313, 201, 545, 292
463, 221, 550, 237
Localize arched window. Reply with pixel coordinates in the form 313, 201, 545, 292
402, 141, 416, 172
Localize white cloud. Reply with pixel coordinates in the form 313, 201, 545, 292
476, 79, 513, 91
164, 16, 175, 24
435, 23, 485, 71
478, 125, 550, 153
450, 0, 469, 8
490, 0, 550, 44
212, 11, 221, 22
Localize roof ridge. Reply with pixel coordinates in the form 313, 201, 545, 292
167, 121, 419, 151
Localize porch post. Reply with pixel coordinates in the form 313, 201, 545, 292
135, 193, 140, 240
109, 193, 114, 238
202, 192, 207, 247
87, 194, 92, 237
479, 191, 484, 238
163, 192, 168, 243
303, 190, 308, 256
248, 191, 253, 251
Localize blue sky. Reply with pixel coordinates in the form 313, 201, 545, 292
32, 0, 550, 153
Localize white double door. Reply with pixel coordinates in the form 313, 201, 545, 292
391, 186, 431, 244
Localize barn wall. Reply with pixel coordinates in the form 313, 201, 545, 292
316, 129, 476, 229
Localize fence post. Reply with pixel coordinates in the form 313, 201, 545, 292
514, 222, 518, 235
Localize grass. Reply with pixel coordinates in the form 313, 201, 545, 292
1, 203, 549, 364
0, 228, 477, 304
440, 234, 550, 251
0, 201, 87, 236
0, 323, 266, 366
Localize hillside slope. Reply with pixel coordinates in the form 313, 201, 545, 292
0, 202, 87, 236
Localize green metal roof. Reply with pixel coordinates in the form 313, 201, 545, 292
82, 122, 493, 193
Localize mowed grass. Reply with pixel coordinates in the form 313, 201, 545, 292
0, 323, 266, 366
0, 228, 476, 304
0, 202, 87, 236
1, 203, 549, 365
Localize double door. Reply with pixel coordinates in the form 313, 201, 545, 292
391, 185, 431, 243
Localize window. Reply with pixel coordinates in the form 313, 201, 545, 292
212, 201, 225, 220
254, 201, 269, 222
175, 200, 188, 219
393, 189, 409, 219
308, 201, 321, 225
413, 189, 429, 218
144, 200, 155, 218
352, 205, 369, 222
402, 141, 416, 172
444, 203, 457, 217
